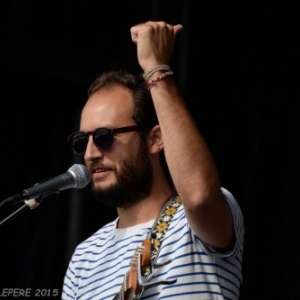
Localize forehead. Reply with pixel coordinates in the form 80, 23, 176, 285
80, 85, 134, 131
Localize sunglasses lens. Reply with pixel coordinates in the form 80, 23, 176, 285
70, 133, 88, 155
94, 128, 113, 151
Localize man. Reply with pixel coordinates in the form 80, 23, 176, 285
62, 21, 244, 300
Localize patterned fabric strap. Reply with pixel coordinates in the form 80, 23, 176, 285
113, 196, 182, 300
147, 195, 182, 256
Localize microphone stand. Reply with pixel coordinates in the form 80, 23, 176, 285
0, 203, 33, 228
0, 189, 59, 229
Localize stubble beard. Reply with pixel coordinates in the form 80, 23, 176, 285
91, 138, 153, 209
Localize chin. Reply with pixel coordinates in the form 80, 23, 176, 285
92, 179, 115, 192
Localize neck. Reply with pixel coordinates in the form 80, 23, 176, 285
117, 188, 175, 229
117, 159, 175, 229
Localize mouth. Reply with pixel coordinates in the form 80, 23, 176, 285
91, 166, 114, 180
95, 168, 112, 173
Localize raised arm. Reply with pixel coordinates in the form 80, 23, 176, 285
130, 21, 235, 249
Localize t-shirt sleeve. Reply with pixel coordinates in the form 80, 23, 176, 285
193, 187, 245, 258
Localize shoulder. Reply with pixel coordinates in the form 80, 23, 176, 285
73, 219, 117, 255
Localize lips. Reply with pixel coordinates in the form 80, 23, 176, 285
88, 163, 114, 179
95, 168, 111, 173
91, 166, 114, 178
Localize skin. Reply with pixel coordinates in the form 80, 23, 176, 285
82, 20, 235, 250
130, 21, 235, 249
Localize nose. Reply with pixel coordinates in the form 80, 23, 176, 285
84, 135, 104, 161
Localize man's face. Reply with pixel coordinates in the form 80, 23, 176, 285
80, 85, 153, 208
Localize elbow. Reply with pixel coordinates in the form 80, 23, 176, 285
183, 184, 223, 213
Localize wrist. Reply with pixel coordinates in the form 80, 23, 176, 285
145, 70, 174, 90
143, 65, 172, 81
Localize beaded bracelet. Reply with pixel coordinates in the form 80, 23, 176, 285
143, 65, 172, 81
146, 71, 174, 90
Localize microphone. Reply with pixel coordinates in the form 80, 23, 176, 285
0, 164, 91, 208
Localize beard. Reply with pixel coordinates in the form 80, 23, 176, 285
91, 137, 153, 209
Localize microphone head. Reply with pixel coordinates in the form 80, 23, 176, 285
68, 164, 91, 188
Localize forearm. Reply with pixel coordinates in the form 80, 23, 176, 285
148, 73, 234, 249
148, 74, 221, 202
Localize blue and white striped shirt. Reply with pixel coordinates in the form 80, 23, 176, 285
62, 188, 244, 300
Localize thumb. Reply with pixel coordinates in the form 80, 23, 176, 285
173, 24, 184, 36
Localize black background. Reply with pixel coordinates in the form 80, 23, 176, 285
0, 1, 299, 299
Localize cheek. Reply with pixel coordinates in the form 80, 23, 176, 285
109, 135, 145, 170
113, 136, 141, 157
114, 153, 130, 173
113, 147, 138, 174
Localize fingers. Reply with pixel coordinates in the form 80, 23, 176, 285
130, 21, 183, 71
173, 24, 184, 35
130, 21, 183, 43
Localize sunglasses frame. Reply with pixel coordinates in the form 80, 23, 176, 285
67, 125, 146, 155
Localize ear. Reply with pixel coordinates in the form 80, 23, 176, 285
148, 125, 163, 154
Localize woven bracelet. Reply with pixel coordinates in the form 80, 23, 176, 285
146, 71, 174, 90
143, 65, 172, 81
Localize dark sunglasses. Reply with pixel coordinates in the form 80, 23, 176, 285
67, 125, 146, 155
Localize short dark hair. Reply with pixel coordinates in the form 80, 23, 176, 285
88, 68, 158, 129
